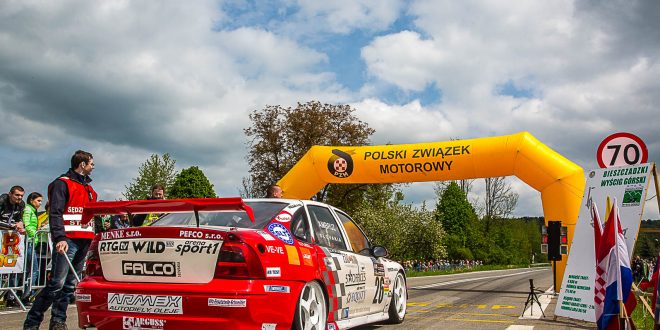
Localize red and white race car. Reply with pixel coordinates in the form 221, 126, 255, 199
76, 198, 407, 329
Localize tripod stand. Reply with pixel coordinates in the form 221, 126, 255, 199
521, 279, 545, 317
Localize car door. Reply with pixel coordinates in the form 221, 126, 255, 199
333, 209, 389, 315
306, 204, 374, 320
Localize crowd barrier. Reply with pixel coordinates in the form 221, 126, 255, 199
0, 229, 53, 311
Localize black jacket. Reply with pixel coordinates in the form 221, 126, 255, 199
0, 193, 25, 230
48, 169, 93, 243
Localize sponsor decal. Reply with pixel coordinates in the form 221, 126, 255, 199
123, 316, 166, 330
387, 267, 398, 272
131, 241, 166, 253
76, 293, 91, 302
346, 290, 366, 303
267, 223, 294, 245
179, 230, 204, 238
327, 324, 337, 330
100, 230, 141, 241
122, 261, 179, 277
286, 203, 303, 209
99, 241, 129, 255
374, 263, 385, 277
208, 298, 247, 308
299, 247, 313, 266
318, 221, 338, 231
298, 241, 313, 248
265, 245, 284, 254
275, 212, 292, 223
257, 231, 276, 241
342, 307, 350, 319
285, 245, 300, 265
266, 267, 281, 278
341, 253, 358, 265
261, 324, 276, 330
327, 149, 354, 179
0, 231, 23, 269
345, 270, 366, 286
174, 241, 220, 256
108, 293, 182, 314
264, 285, 290, 293
622, 186, 644, 206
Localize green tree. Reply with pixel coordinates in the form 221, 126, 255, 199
244, 101, 376, 209
354, 200, 445, 262
169, 166, 216, 198
124, 153, 177, 200
435, 181, 477, 249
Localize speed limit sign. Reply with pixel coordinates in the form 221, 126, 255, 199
597, 132, 648, 168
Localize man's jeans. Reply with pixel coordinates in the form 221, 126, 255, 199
24, 238, 90, 328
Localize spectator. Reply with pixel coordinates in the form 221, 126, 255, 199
92, 200, 111, 233
24, 150, 98, 330
21, 192, 44, 304
0, 186, 26, 307
111, 214, 131, 229
132, 184, 166, 227
0, 185, 26, 232
266, 184, 283, 198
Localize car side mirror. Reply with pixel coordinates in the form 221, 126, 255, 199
373, 246, 388, 258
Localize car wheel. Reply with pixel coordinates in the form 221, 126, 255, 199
387, 272, 407, 324
294, 281, 327, 330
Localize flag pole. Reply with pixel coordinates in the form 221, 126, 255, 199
618, 299, 628, 329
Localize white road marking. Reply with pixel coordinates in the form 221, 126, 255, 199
410, 269, 547, 289
506, 325, 534, 329
519, 286, 554, 319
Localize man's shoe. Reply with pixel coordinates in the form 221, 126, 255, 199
49, 322, 67, 330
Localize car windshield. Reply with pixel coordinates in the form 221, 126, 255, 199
150, 201, 288, 229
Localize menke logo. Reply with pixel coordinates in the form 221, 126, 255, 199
122, 261, 177, 277
327, 149, 354, 178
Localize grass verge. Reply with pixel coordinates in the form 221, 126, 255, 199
404, 264, 539, 278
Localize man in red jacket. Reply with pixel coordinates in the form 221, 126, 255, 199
24, 150, 97, 330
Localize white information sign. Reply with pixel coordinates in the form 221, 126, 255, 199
554, 163, 653, 321
0, 231, 26, 274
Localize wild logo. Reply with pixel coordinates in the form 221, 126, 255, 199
327, 149, 354, 178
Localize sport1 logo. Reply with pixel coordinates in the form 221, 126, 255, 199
327, 149, 354, 178
597, 132, 648, 168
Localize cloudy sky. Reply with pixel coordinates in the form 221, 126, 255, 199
1, 0, 658, 219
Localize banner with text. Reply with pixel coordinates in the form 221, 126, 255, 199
0, 230, 26, 274
554, 163, 653, 321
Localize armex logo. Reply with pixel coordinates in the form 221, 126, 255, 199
327, 149, 354, 178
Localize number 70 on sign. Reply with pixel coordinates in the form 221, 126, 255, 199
597, 132, 648, 169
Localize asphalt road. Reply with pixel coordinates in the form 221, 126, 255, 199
357, 267, 594, 330
0, 267, 594, 329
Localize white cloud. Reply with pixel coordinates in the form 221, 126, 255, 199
295, 0, 404, 34
0, 0, 658, 221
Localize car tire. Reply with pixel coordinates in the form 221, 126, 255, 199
387, 272, 407, 324
293, 281, 327, 330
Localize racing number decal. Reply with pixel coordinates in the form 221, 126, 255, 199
372, 277, 384, 304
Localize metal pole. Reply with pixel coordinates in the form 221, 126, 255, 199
63, 252, 81, 283
552, 260, 557, 294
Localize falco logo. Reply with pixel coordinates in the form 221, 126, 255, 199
122, 261, 177, 277
327, 149, 354, 178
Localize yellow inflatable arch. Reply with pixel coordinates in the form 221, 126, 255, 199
278, 131, 585, 290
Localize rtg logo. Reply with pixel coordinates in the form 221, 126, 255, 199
327, 149, 354, 178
